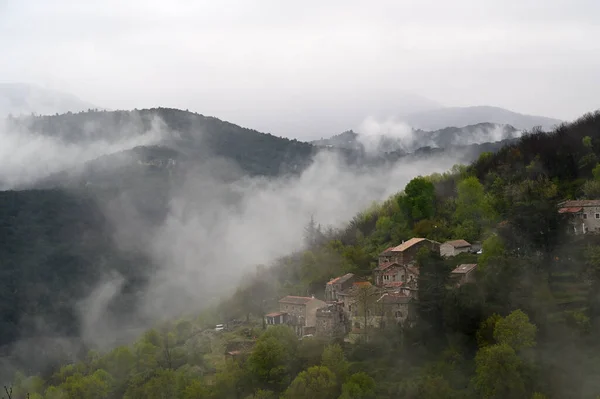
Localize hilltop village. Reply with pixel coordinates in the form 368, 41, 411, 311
264, 237, 480, 340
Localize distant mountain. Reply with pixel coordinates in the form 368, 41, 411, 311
0, 83, 99, 117
312, 123, 520, 154
402, 106, 562, 131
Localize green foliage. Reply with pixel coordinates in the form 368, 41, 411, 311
474, 343, 526, 399
401, 177, 436, 222
476, 314, 502, 348
321, 344, 349, 383
479, 235, 505, 270
282, 366, 337, 399
453, 176, 496, 241
338, 372, 376, 399
246, 325, 299, 391
493, 310, 537, 352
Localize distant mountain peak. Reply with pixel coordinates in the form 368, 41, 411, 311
403, 105, 562, 131
0, 82, 100, 117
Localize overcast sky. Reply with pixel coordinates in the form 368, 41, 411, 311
1, 0, 599, 137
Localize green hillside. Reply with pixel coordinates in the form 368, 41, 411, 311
5, 110, 600, 398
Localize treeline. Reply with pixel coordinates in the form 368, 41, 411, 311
7, 110, 600, 398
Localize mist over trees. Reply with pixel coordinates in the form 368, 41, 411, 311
2, 110, 600, 398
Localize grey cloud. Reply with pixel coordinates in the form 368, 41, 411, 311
1, 0, 599, 138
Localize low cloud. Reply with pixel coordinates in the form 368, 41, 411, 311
84, 150, 461, 344
0, 115, 166, 189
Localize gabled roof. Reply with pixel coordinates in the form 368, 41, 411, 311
265, 311, 287, 317
558, 207, 583, 214
391, 237, 426, 252
327, 273, 354, 285
451, 264, 477, 274
375, 261, 399, 271
443, 239, 471, 248
389, 237, 440, 253
279, 296, 315, 305
559, 200, 600, 207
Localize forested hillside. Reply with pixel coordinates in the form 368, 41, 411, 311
0, 107, 520, 381
6, 111, 600, 398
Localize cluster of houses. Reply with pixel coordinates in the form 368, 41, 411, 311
262, 199, 599, 339
265, 237, 480, 339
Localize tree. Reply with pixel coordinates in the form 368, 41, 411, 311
401, 177, 436, 222
474, 343, 527, 399
493, 310, 537, 352
476, 313, 502, 348
454, 176, 496, 241
339, 372, 376, 399
353, 284, 381, 339
246, 326, 299, 392
321, 344, 349, 384
479, 235, 505, 271
282, 366, 337, 399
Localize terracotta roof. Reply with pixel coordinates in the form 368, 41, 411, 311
452, 264, 477, 274
559, 200, 600, 207
265, 311, 287, 317
391, 237, 426, 252
443, 239, 471, 248
375, 261, 399, 271
326, 273, 354, 285
558, 207, 583, 214
379, 246, 395, 256
378, 292, 411, 304
279, 296, 315, 305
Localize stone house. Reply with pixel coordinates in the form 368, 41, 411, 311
377, 292, 413, 327
275, 295, 326, 336
265, 311, 289, 326
374, 238, 440, 285
440, 239, 472, 257
377, 263, 420, 289
450, 264, 477, 287
558, 200, 600, 234
315, 302, 347, 338
325, 273, 356, 302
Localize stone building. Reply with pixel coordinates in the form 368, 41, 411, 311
558, 200, 600, 234
450, 263, 477, 287
374, 238, 440, 285
325, 273, 356, 302
273, 295, 326, 336
440, 239, 472, 257
315, 302, 347, 338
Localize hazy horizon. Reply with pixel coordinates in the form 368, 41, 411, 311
2, 0, 599, 137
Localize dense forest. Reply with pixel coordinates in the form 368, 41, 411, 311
4, 109, 600, 398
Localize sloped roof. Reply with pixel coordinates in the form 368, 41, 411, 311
379, 246, 395, 256
389, 237, 440, 252
451, 264, 477, 274
392, 237, 426, 252
279, 296, 315, 305
443, 239, 471, 248
378, 292, 411, 304
375, 261, 399, 271
559, 200, 600, 207
327, 273, 354, 285
265, 311, 287, 317
558, 207, 583, 214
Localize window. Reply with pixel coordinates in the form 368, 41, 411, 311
595, 213, 599, 219
583, 213, 588, 219
384, 275, 390, 281
395, 311, 403, 318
